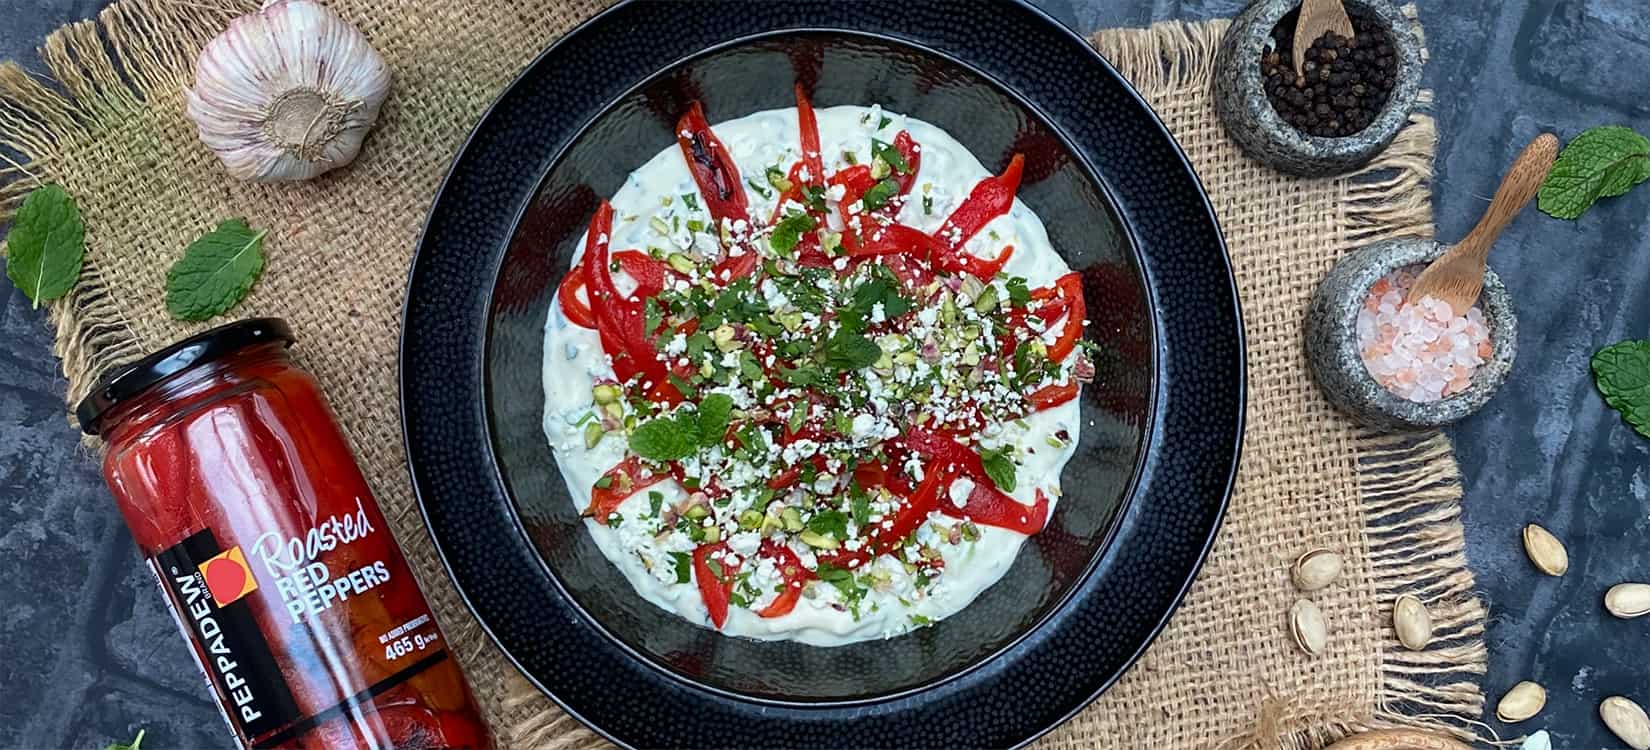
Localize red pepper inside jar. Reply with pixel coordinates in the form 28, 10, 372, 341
77, 318, 492, 750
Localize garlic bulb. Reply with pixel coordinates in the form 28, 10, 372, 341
186, 0, 391, 182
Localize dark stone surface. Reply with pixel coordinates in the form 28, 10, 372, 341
1, 0, 1643, 747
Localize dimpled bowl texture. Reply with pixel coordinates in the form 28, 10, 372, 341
1213, 0, 1423, 176
486, 32, 1149, 703
1306, 239, 1518, 430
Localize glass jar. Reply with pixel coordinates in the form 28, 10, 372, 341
77, 319, 491, 750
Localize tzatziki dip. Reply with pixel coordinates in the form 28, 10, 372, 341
542, 85, 1092, 646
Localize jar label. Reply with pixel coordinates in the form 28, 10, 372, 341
154, 528, 302, 739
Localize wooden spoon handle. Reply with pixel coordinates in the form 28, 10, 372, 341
1455, 133, 1559, 262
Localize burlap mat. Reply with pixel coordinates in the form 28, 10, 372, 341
1, 2, 1488, 747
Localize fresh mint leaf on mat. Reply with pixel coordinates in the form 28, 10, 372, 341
1592, 340, 1650, 440
1539, 126, 1650, 220
105, 730, 144, 750
5, 184, 85, 308
166, 218, 267, 321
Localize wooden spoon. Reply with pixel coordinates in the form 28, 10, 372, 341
1407, 133, 1559, 315
1293, 0, 1355, 77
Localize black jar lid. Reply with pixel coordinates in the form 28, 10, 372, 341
75, 318, 296, 435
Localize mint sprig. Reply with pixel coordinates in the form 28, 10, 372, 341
980, 446, 1017, 492
1539, 126, 1650, 220
628, 410, 700, 461
1592, 340, 1650, 441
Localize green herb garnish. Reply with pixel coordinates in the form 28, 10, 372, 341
860, 178, 900, 211
769, 212, 818, 255
628, 409, 702, 461
166, 218, 268, 321
696, 393, 734, 448
672, 552, 692, 584
980, 446, 1017, 491
1539, 126, 1650, 220
5, 184, 84, 308
870, 139, 910, 174
1593, 340, 1650, 440
822, 329, 882, 371
648, 491, 664, 518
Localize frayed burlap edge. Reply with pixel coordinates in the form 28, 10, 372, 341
0, 0, 257, 418
1093, 10, 1491, 750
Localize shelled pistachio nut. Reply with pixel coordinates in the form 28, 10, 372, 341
1606, 583, 1650, 619
1522, 524, 1568, 576
1392, 595, 1433, 651
1292, 548, 1344, 592
1495, 681, 1546, 723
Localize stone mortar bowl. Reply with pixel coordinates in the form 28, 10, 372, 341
1213, 0, 1423, 176
1306, 239, 1518, 431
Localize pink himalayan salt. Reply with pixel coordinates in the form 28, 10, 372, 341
1356, 266, 1492, 403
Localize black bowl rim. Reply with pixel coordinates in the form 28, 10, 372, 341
476, 26, 1158, 708
400, 1, 1246, 747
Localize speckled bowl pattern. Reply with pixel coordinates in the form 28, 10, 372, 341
1213, 0, 1423, 176
1306, 239, 1517, 430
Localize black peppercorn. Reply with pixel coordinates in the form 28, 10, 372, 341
1258, 9, 1399, 138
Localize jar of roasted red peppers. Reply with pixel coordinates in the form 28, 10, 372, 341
77, 319, 491, 750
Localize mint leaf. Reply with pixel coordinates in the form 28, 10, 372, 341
166, 218, 267, 321
696, 393, 733, 448
860, 178, 900, 211
822, 329, 881, 371
1539, 126, 1650, 220
1593, 340, 1650, 440
5, 184, 84, 308
870, 139, 909, 174
628, 411, 700, 461
807, 509, 849, 540
980, 447, 1017, 492
769, 212, 817, 255
848, 276, 913, 321
671, 552, 692, 584
1006, 277, 1032, 307
850, 489, 871, 526
105, 730, 145, 750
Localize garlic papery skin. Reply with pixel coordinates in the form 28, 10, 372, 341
186, 0, 391, 182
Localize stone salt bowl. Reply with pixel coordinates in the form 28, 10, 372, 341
1213, 0, 1423, 176
1306, 239, 1518, 431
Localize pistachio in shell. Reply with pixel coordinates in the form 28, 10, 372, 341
1606, 583, 1650, 619
1601, 696, 1650, 750
1392, 594, 1433, 651
1495, 681, 1546, 723
1290, 599, 1328, 656
1521, 524, 1568, 576
1291, 548, 1344, 592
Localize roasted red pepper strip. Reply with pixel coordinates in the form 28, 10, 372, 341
1027, 380, 1079, 410
794, 84, 825, 191
938, 244, 1015, 281
766, 455, 827, 490
582, 203, 681, 405
888, 130, 922, 196
1047, 272, 1087, 363
903, 427, 1053, 534
852, 462, 887, 489
556, 268, 597, 328
867, 462, 952, 555
676, 101, 750, 229
692, 543, 739, 629
842, 223, 945, 258
945, 487, 1051, 535
933, 153, 1025, 252
583, 455, 669, 519
755, 540, 813, 619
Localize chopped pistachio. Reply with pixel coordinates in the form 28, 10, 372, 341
684, 504, 710, 521
961, 343, 982, 367
821, 231, 843, 255
778, 310, 805, 332
666, 252, 696, 274
712, 324, 738, 352
592, 384, 622, 404
781, 507, 804, 532
956, 276, 985, 305
974, 285, 999, 313
799, 530, 840, 549
701, 526, 722, 543
1045, 434, 1066, 449
603, 402, 625, 420
583, 421, 604, 449
738, 509, 764, 531
650, 216, 671, 236
870, 156, 891, 179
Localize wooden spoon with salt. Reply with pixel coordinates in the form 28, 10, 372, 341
1292, 0, 1355, 77
1406, 133, 1559, 316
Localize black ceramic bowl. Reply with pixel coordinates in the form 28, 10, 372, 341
403, 1, 1243, 747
